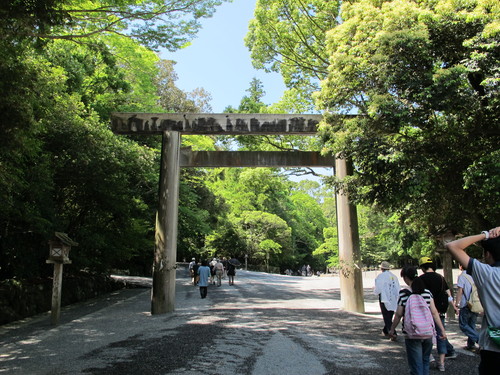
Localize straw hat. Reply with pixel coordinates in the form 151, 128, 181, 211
379, 261, 392, 270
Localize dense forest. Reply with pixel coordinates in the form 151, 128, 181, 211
1, 0, 499, 290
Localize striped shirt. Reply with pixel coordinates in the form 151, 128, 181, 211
398, 288, 433, 334
398, 288, 433, 307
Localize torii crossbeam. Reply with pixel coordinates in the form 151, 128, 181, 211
111, 113, 364, 314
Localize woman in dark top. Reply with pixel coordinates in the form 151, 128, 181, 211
227, 262, 236, 285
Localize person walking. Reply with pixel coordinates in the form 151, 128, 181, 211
189, 258, 196, 285
227, 261, 236, 285
209, 258, 217, 285
446, 227, 500, 375
455, 263, 480, 351
214, 258, 224, 287
419, 257, 457, 369
389, 266, 447, 375
374, 261, 400, 339
221, 257, 228, 279
192, 261, 200, 286
197, 260, 211, 299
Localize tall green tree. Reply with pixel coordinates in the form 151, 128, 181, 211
238, 77, 267, 113
236, 210, 292, 268
156, 59, 213, 112
1, 0, 228, 50
317, 0, 500, 235
0, 0, 227, 279
287, 188, 327, 267
313, 227, 338, 269
246, 0, 340, 108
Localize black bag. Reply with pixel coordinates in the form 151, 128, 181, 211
434, 276, 449, 314
435, 291, 449, 313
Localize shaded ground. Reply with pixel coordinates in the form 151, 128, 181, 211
0, 268, 479, 374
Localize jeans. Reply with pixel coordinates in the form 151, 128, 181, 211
379, 298, 394, 335
436, 315, 454, 355
459, 306, 479, 348
405, 338, 433, 375
199, 286, 207, 298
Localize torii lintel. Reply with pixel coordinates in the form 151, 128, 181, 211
111, 112, 324, 135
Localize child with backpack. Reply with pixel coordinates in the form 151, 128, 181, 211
389, 266, 447, 374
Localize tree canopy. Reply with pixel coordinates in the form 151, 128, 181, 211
246, 0, 340, 95
0, 0, 227, 279
4, 0, 499, 285
316, 0, 500, 235
1, 0, 228, 50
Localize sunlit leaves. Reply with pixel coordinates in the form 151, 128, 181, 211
246, 0, 341, 106
318, 0, 500, 234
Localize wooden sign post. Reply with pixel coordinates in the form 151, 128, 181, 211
46, 232, 77, 325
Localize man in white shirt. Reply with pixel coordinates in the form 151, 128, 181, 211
374, 261, 400, 339
188, 258, 196, 285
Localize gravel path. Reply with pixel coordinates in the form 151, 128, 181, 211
0, 268, 479, 374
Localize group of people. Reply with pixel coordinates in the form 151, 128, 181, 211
284, 264, 314, 276
188, 257, 237, 299
374, 227, 500, 375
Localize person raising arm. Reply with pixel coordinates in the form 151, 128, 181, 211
445, 226, 500, 375
446, 227, 500, 268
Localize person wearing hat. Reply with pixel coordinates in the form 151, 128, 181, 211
419, 256, 458, 371
446, 227, 500, 375
189, 258, 198, 286
374, 261, 400, 338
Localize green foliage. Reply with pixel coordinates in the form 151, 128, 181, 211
177, 169, 221, 261
0, 0, 66, 44
288, 190, 327, 261
313, 227, 339, 269
463, 149, 500, 226
204, 222, 246, 258
246, 0, 340, 106
2, 0, 229, 51
11, 0, 496, 280
204, 167, 330, 271
0, 49, 64, 279
317, 0, 500, 236
0, 39, 160, 277
156, 59, 213, 112
236, 210, 292, 265
238, 77, 267, 113
0, 0, 230, 280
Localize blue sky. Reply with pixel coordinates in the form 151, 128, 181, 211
161, 0, 285, 113
161, 1, 330, 181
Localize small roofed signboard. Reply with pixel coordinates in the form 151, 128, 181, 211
110, 113, 323, 135
48, 232, 78, 263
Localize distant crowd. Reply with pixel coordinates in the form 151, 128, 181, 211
284, 264, 321, 277
188, 257, 237, 299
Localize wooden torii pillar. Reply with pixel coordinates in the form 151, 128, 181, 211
111, 113, 363, 314
152, 131, 180, 314
335, 157, 364, 312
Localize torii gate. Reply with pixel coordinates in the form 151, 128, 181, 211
111, 113, 364, 314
